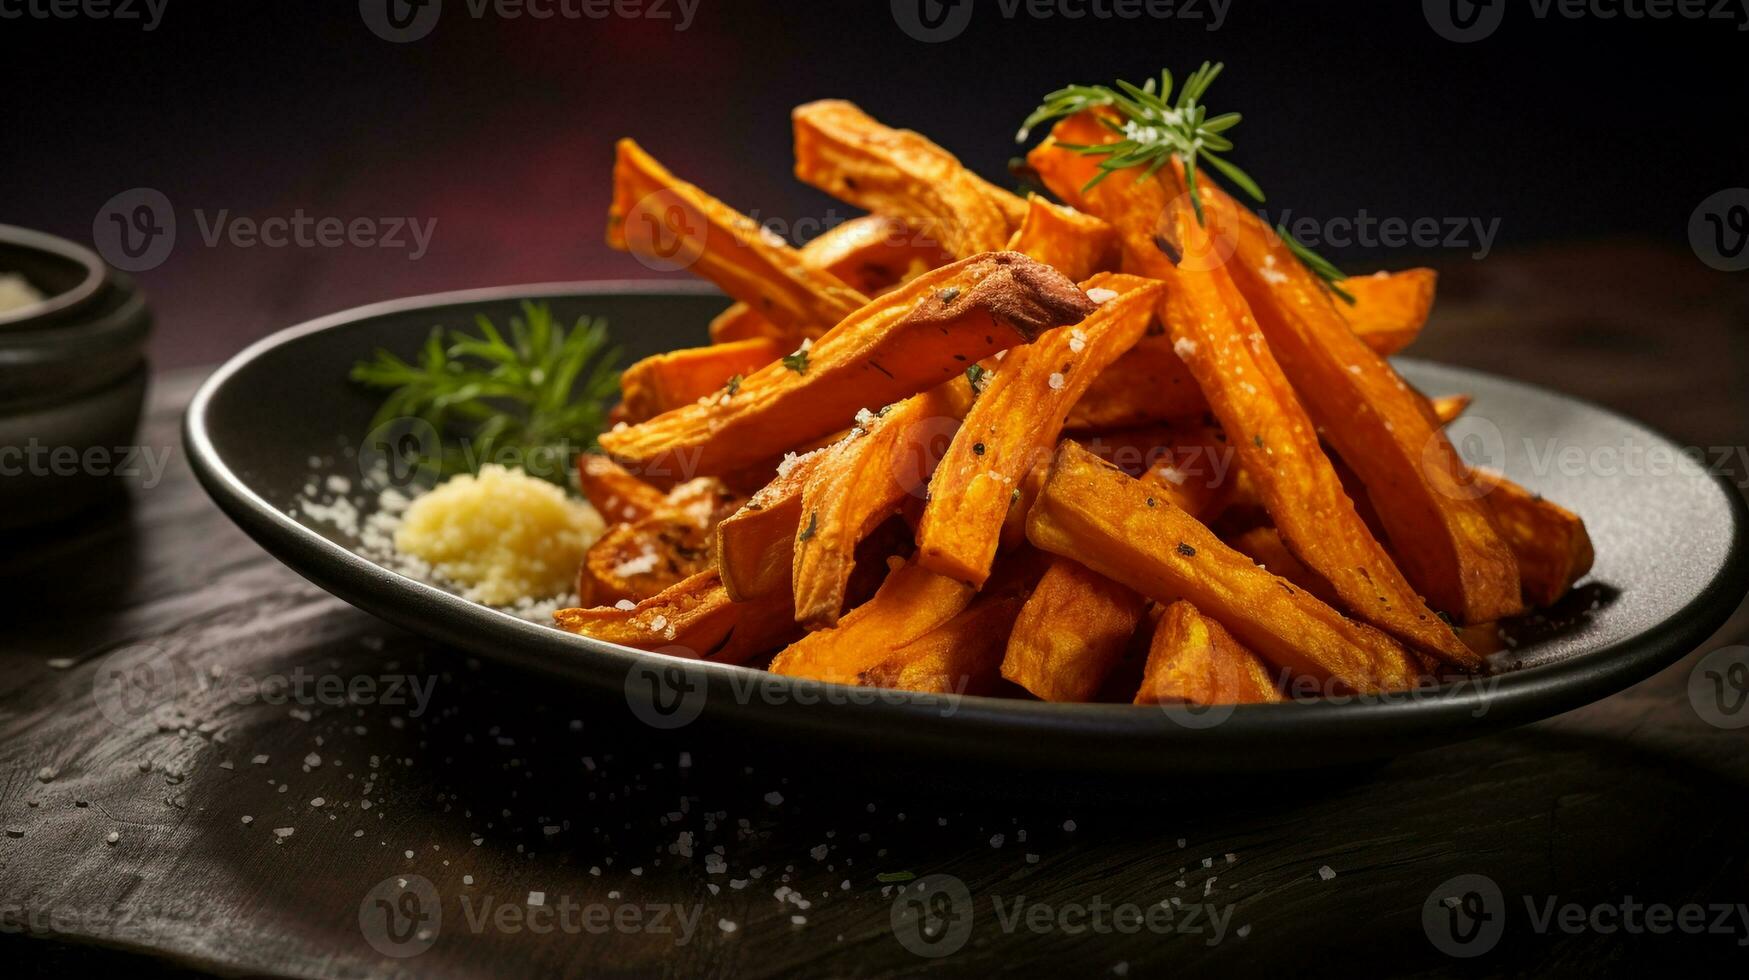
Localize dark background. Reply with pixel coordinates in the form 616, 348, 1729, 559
5, 0, 1746, 366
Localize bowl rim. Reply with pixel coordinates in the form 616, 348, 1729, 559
0, 224, 110, 329
183, 280, 1749, 767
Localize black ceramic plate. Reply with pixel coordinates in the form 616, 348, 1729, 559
185, 283, 1749, 771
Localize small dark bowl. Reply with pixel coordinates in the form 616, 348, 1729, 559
0, 225, 153, 527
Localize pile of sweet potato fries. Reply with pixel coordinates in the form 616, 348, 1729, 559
553, 100, 1594, 707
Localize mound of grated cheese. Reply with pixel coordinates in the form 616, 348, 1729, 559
393, 464, 604, 605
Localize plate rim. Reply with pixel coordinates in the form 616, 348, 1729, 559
182, 280, 1749, 765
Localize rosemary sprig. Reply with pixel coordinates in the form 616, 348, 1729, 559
1019, 63, 1353, 302
350, 301, 621, 486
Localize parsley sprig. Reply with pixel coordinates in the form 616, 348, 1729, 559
350, 301, 621, 485
1019, 63, 1352, 302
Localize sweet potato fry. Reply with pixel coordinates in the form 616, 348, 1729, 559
578, 512, 715, 607
1006, 194, 1119, 282
792, 100, 1024, 258
1430, 394, 1472, 426
599, 251, 1098, 477
556, 570, 738, 654
1228, 526, 1341, 607
1173, 176, 1523, 625
1340, 269, 1437, 356
1154, 201, 1481, 669
917, 273, 1162, 586
1001, 558, 1149, 702
1065, 335, 1208, 428
617, 338, 785, 423
1028, 114, 1433, 429
577, 454, 671, 525
1026, 442, 1422, 694
859, 593, 1027, 695
797, 214, 952, 293
1473, 469, 1595, 606
609, 139, 867, 338
1135, 600, 1284, 706
555, 570, 798, 665
708, 216, 952, 345
715, 450, 827, 602
767, 558, 976, 685
794, 381, 974, 628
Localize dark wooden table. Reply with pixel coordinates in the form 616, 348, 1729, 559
4, 244, 1749, 978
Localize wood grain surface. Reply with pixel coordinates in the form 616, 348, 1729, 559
3, 245, 1748, 978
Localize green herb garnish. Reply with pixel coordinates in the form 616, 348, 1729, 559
724, 374, 743, 396
349, 301, 620, 487
877, 871, 917, 884
966, 363, 990, 393
799, 511, 818, 542
782, 347, 811, 375
1019, 63, 1352, 302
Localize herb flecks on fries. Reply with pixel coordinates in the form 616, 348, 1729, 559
556, 69, 1595, 708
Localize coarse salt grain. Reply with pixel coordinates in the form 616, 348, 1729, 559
1085, 287, 1119, 304
1173, 338, 1198, 359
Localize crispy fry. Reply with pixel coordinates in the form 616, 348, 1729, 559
797, 214, 952, 292
1135, 600, 1284, 706
1430, 393, 1472, 426
1065, 335, 1209, 428
577, 454, 671, 525
1154, 201, 1481, 669
1173, 176, 1523, 625
556, 570, 738, 653
609, 139, 867, 338
1228, 526, 1341, 607
792, 100, 1023, 258
1081, 419, 1238, 517
617, 338, 784, 423
859, 593, 1027, 695
715, 450, 827, 602
1006, 194, 1119, 282
1340, 269, 1437, 356
767, 558, 976, 684
917, 273, 1161, 586
709, 215, 952, 344
1001, 558, 1150, 702
599, 251, 1098, 477
578, 512, 715, 607
1473, 468, 1595, 606
1028, 114, 1437, 428
555, 569, 798, 665
1026, 442, 1422, 694
794, 381, 974, 628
